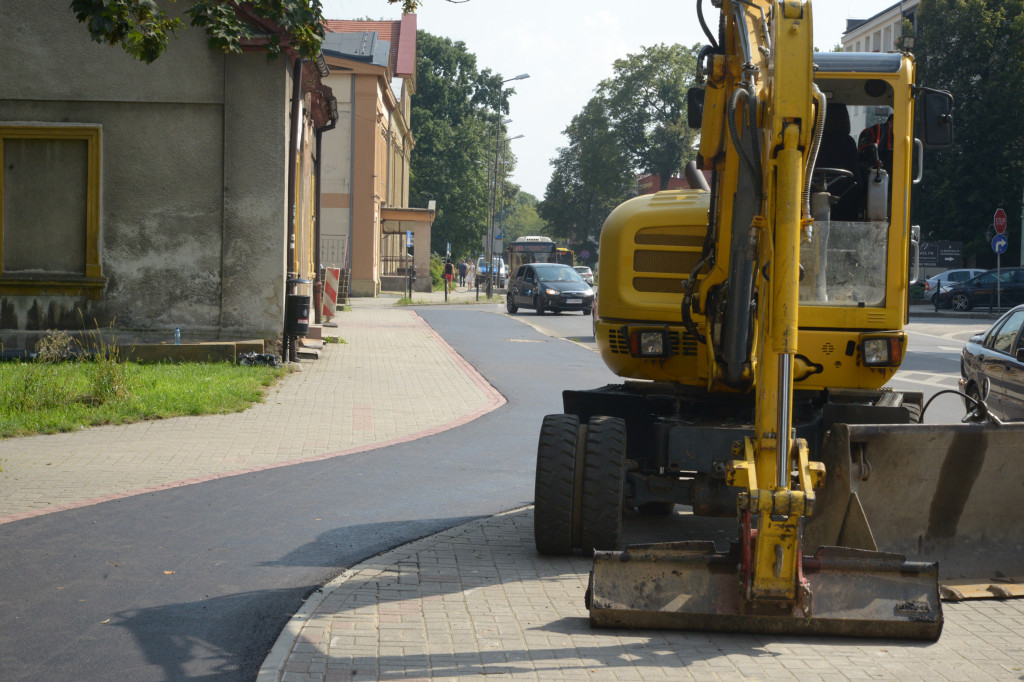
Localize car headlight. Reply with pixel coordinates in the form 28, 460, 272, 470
545, 288, 559, 296
861, 335, 904, 367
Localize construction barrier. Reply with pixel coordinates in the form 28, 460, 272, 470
322, 267, 340, 322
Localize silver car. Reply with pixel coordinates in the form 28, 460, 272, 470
573, 265, 594, 286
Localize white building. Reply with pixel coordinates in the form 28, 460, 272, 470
842, 0, 919, 53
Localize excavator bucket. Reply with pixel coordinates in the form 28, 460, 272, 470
807, 422, 1024, 588
588, 541, 942, 639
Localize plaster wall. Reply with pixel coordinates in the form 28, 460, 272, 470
320, 74, 354, 272
0, 1, 292, 346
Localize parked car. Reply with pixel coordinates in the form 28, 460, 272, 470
925, 268, 985, 309
506, 263, 594, 315
476, 256, 507, 288
936, 268, 1024, 311
573, 265, 595, 286
960, 304, 1024, 420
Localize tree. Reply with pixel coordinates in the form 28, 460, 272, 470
388, 0, 471, 13
410, 31, 506, 259
498, 192, 545, 246
538, 97, 635, 262
69, 0, 325, 64
914, 0, 1024, 264
597, 43, 701, 190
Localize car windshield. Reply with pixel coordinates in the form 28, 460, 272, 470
537, 266, 585, 283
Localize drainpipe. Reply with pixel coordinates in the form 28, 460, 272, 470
314, 97, 339, 323
284, 57, 304, 362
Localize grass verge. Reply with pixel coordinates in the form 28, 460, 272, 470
0, 360, 285, 439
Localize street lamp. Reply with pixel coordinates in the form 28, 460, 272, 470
496, 134, 525, 254
486, 73, 530, 297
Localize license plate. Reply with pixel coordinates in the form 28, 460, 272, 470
566, 298, 582, 305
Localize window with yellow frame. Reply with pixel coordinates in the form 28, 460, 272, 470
0, 125, 105, 298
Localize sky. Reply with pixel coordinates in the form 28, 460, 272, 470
322, 0, 903, 199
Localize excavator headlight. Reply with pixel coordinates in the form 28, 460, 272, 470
626, 327, 670, 358
861, 335, 904, 367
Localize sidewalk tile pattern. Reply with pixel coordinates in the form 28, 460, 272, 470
0, 305, 504, 524
262, 508, 1024, 681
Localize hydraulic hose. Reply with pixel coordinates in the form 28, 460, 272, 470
728, 84, 763, 207
803, 84, 827, 218
697, 0, 718, 51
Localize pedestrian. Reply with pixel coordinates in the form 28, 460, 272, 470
443, 258, 455, 293
458, 259, 468, 287
467, 260, 476, 288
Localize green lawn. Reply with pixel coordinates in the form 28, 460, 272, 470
0, 359, 286, 438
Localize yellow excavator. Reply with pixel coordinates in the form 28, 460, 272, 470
533, 0, 1024, 639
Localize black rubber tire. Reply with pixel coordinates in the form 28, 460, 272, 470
580, 416, 626, 555
534, 296, 545, 314
636, 501, 675, 516
583, 307, 592, 316
952, 293, 972, 311
534, 414, 580, 556
506, 293, 518, 314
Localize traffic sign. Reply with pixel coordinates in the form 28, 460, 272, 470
580, 250, 590, 260
992, 233, 1008, 254
995, 208, 1008, 234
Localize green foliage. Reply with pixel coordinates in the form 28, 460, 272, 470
915, 0, 1024, 265
499, 192, 546, 246
69, 0, 325, 64
539, 97, 635, 261
597, 43, 702, 190
430, 252, 445, 289
410, 31, 516, 260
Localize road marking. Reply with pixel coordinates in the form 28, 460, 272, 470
890, 371, 960, 388
938, 345, 963, 352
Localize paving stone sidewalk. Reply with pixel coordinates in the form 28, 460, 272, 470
260, 507, 1024, 682
0, 295, 503, 524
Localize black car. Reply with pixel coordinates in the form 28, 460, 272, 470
936, 267, 1024, 311
960, 304, 1024, 420
506, 263, 594, 315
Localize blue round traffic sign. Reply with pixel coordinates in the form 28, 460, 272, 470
992, 233, 1008, 254
580, 250, 590, 260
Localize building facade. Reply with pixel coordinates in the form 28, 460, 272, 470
0, 2, 335, 350
320, 16, 434, 296
842, 0, 919, 53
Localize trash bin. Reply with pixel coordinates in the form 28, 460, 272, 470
285, 294, 310, 336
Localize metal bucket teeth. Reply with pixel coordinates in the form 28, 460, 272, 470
587, 542, 942, 640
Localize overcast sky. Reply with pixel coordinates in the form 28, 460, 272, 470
322, 0, 902, 199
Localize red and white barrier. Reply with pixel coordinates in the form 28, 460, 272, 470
322, 267, 340, 322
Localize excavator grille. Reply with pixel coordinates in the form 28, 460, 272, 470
608, 329, 698, 357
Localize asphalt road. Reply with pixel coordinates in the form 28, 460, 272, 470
0, 307, 618, 682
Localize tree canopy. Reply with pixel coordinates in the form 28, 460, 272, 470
914, 0, 1024, 264
410, 31, 514, 259
538, 96, 635, 264
69, 0, 326, 63
597, 43, 701, 191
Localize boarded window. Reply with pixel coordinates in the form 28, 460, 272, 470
0, 125, 103, 296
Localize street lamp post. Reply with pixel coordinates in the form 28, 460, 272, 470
496, 134, 525, 256
487, 73, 529, 298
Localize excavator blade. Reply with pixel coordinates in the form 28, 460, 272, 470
587, 541, 942, 639
807, 422, 1024, 585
